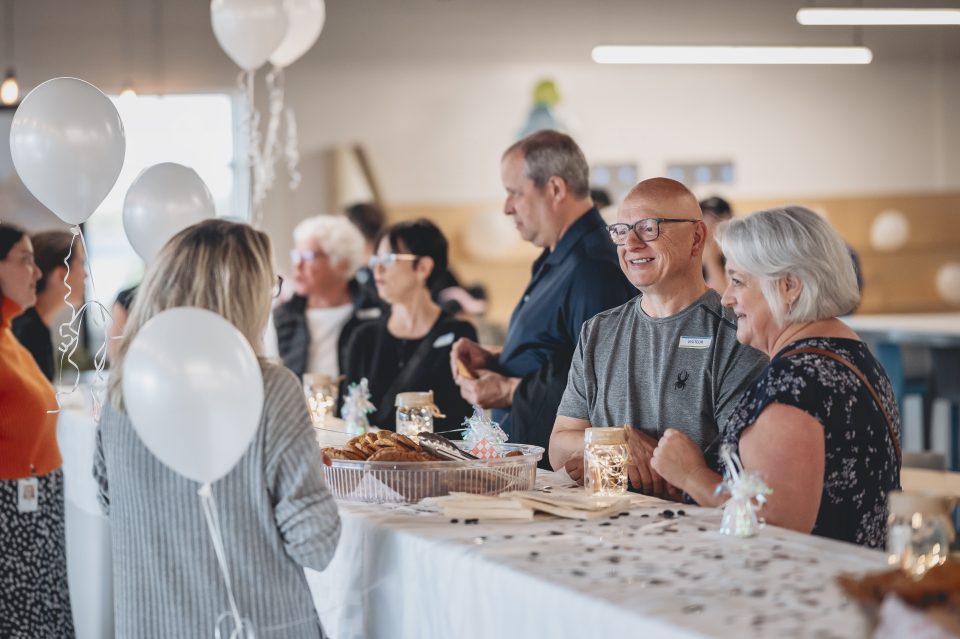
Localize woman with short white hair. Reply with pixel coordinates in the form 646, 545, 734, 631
651, 206, 900, 547
270, 214, 382, 379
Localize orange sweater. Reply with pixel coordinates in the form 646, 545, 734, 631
0, 296, 61, 479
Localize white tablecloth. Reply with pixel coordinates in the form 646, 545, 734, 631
57, 403, 115, 639
306, 490, 885, 639
844, 313, 960, 346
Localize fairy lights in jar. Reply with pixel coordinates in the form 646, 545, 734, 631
583, 427, 629, 496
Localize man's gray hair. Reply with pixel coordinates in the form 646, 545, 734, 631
717, 206, 860, 325
503, 130, 590, 198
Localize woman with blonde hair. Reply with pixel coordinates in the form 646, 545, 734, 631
95, 219, 340, 637
651, 206, 900, 547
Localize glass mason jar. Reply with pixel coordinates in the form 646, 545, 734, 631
303, 373, 340, 426
583, 427, 629, 496
395, 391, 441, 437
887, 491, 954, 578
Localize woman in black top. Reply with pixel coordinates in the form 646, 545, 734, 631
650, 206, 900, 548
343, 219, 477, 430
12, 231, 86, 381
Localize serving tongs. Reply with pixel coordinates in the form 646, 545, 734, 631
416, 431, 479, 461
416, 432, 527, 493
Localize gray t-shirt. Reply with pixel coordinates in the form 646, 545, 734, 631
557, 289, 768, 451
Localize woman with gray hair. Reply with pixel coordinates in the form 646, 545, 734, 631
650, 206, 900, 548
269, 214, 383, 379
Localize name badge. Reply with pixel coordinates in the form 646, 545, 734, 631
679, 336, 712, 349
433, 332, 455, 348
18, 477, 39, 513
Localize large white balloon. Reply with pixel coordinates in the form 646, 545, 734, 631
123, 308, 264, 485
9, 77, 125, 225
123, 163, 216, 263
270, 0, 325, 68
211, 0, 289, 71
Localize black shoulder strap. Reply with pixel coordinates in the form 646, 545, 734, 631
781, 346, 902, 469
377, 318, 454, 416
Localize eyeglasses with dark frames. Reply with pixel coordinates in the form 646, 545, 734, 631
606, 218, 700, 245
272, 275, 284, 299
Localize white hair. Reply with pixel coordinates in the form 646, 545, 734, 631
293, 214, 367, 279
717, 206, 860, 326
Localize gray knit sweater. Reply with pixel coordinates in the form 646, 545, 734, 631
94, 363, 340, 638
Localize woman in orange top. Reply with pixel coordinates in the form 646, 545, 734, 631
0, 224, 75, 637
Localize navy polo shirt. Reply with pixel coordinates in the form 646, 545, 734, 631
494, 208, 637, 430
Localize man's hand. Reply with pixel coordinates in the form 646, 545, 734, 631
564, 454, 584, 485
624, 426, 672, 497
455, 369, 520, 409
450, 338, 495, 381
651, 428, 708, 495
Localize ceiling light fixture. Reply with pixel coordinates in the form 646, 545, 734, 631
0, 68, 18, 105
591, 45, 873, 65
797, 8, 960, 26
1, 0, 17, 106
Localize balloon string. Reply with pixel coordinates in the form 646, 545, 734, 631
199, 484, 255, 639
261, 66, 284, 200
284, 106, 301, 191
50, 227, 111, 417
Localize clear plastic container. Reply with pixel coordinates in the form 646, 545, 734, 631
887, 491, 953, 577
583, 427, 629, 496
395, 391, 442, 437
321, 443, 544, 503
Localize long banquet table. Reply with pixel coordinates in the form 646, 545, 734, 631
305, 487, 885, 639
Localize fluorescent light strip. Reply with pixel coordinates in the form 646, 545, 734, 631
591, 46, 873, 65
797, 8, 960, 26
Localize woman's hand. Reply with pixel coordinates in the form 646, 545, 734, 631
650, 428, 708, 493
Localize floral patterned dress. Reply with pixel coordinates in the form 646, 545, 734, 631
720, 337, 901, 547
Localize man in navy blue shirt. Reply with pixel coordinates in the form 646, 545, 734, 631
451, 130, 636, 456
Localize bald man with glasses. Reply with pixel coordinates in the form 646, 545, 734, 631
548, 178, 767, 498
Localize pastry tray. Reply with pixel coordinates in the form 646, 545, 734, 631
321, 443, 544, 504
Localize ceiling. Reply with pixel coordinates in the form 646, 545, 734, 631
4, 0, 959, 81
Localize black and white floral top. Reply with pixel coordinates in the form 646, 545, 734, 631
720, 337, 901, 548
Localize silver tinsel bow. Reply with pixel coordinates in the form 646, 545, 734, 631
342, 378, 376, 435
716, 444, 772, 538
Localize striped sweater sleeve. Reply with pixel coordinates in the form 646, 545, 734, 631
262, 365, 341, 571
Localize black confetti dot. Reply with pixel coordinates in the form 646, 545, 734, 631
598, 522, 612, 527
450, 519, 459, 523
697, 527, 707, 532
619, 512, 630, 516
585, 547, 595, 553
641, 514, 650, 518
608, 556, 621, 564
677, 510, 686, 516
548, 530, 564, 536
572, 570, 586, 577
661, 509, 675, 518
529, 551, 539, 557
464, 518, 479, 525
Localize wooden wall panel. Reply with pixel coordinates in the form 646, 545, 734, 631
388, 192, 960, 328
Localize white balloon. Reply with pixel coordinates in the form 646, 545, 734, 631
935, 263, 960, 305
123, 163, 216, 263
123, 307, 264, 484
270, 0, 325, 68
9, 77, 125, 226
869, 209, 910, 252
211, 0, 289, 71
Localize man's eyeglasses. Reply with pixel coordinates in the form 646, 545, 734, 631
606, 218, 699, 245
368, 253, 418, 269
272, 275, 284, 299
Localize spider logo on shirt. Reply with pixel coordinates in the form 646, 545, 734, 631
674, 370, 689, 391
